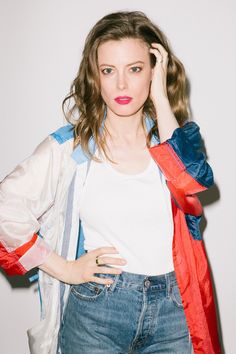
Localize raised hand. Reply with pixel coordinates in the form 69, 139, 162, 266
149, 42, 169, 105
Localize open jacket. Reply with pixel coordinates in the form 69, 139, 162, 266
0, 114, 221, 353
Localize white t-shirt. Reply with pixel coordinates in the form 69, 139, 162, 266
79, 149, 174, 275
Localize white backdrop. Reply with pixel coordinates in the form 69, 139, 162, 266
0, 1, 235, 353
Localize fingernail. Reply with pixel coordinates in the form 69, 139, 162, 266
121, 260, 127, 264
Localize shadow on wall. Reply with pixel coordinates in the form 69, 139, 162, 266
171, 74, 224, 349
0, 266, 38, 288
198, 179, 224, 352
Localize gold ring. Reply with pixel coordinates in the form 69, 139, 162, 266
95, 256, 100, 265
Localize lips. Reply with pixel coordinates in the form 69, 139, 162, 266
114, 96, 133, 105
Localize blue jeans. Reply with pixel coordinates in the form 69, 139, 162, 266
58, 269, 194, 353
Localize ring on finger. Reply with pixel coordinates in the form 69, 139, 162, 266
96, 255, 104, 266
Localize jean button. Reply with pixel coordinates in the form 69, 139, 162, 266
144, 279, 151, 288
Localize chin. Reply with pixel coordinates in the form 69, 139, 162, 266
107, 103, 145, 117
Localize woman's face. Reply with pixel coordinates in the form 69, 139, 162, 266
97, 38, 154, 117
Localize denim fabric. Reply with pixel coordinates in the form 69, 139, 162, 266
58, 269, 194, 353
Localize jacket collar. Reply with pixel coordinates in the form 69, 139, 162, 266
71, 110, 159, 165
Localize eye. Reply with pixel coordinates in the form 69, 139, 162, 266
130, 66, 142, 73
101, 68, 113, 75
101, 66, 142, 75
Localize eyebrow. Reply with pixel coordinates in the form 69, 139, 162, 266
99, 60, 145, 67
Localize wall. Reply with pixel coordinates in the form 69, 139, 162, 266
0, 1, 235, 353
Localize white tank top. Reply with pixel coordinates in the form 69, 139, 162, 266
79, 149, 174, 275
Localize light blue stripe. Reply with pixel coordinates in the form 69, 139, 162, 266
76, 220, 85, 258
59, 171, 77, 324
50, 124, 74, 144
28, 273, 39, 282
71, 136, 96, 164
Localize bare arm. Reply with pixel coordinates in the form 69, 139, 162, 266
153, 96, 179, 142
38, 250, 69, 282
149, 42, 180, 142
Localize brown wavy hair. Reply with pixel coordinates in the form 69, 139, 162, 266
62, 10, 190, 162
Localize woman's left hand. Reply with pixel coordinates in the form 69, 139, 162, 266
149, 43, 169, 105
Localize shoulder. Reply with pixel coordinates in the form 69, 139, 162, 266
30, 124, 75, 164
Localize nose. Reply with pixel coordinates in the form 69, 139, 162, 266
116, 71, 127, 90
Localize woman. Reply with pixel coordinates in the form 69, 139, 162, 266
0, 11, 221, 354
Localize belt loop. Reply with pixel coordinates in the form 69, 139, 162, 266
165, 273, 171, 298
106, 273, 120, 293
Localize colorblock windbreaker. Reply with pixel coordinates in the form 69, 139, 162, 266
0, 114, 222, 353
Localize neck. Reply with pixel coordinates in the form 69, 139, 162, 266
104, 110, 147, 145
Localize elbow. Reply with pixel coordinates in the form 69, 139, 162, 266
196, 162, 214, 190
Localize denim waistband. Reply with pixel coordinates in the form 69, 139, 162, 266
94, 268, 177, 291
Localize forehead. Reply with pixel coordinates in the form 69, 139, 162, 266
97, 38, 150, 64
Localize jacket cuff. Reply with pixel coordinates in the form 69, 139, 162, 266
149, 122, 214, 195
0, 234, 53, 276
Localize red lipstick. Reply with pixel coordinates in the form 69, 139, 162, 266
114, 96, 132, 105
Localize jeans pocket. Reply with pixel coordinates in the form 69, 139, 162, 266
170, 282, 184, 308
71, 281, 107, 301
